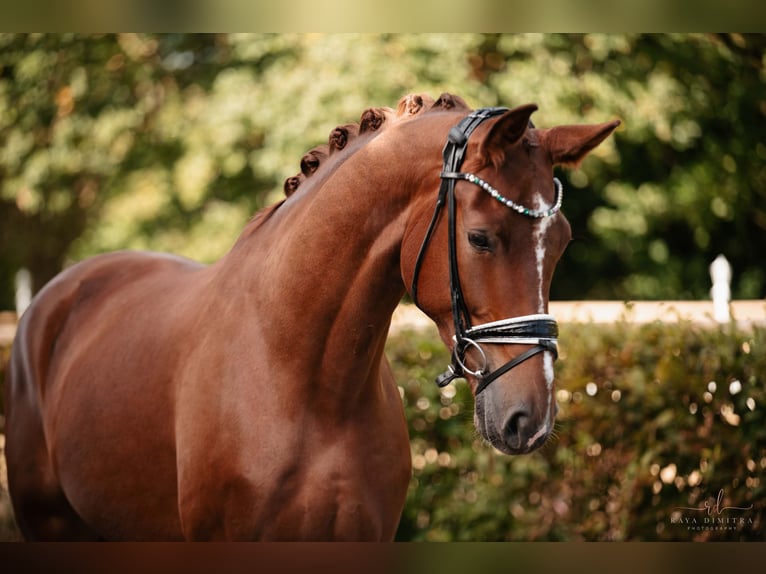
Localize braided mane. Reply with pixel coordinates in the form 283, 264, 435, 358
282, 93, 470, 197
240, 93, 471, 239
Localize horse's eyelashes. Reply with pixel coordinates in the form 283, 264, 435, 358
468, 231, 493, 252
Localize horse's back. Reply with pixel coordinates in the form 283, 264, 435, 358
9, 250, 203, 402
5, 251, 202, 540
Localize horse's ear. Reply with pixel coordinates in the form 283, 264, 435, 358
543, 120, 621, 167
481, 104, 538, 155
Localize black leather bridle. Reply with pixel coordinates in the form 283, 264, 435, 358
410, 107, 560, 395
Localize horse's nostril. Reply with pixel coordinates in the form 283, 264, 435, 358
503, 408, 530, 450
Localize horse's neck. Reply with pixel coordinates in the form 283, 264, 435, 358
213, 143, 422, 399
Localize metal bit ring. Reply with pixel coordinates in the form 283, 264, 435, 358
453, 338, 488, 378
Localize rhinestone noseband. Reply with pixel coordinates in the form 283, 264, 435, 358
410, 107, 560, 394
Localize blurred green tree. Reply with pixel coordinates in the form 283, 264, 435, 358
1, 34, 764, 309
0, 33, 488, 307
0, 34, 237, 301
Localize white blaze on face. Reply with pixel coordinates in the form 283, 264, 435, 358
524, 210, 556, 450
526, 348, 556, 450
532, 193, 555, 315
532, 191, 557, 437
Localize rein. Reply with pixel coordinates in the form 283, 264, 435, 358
410, 108, 560, 395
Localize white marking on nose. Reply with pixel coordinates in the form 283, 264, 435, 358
532, 193, 557, 449
543, 347, 555, 390
527, 351, 553, 448
533, 196, 555, 314
526, 422, 549, 449
526, 350, 555, 449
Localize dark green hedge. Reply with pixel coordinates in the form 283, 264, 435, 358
390, 319, 765, 541
2, 319, 764, 541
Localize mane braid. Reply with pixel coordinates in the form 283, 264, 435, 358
300, 145, 328, 176
328, 123, 360, 154
282, 108, 387, 198
431, 93, 471, 112
396, 93, 434, 117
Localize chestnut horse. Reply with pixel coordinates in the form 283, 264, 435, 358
5, 93, 619, 540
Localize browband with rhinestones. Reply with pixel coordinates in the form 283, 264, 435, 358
440, 172, 563, 219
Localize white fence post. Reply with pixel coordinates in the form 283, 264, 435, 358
709, 254, 731, 323
15, 267, 32, 318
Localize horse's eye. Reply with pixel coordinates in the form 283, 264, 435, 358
468, 231, 492, 252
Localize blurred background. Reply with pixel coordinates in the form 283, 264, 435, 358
0, 34, 764, 541
1, 33, 764, 307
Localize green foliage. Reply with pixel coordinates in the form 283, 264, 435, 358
1, 34, 765, 307
0, 33, 488, 304
388, 320, 765, 541
482, 33, 766, 300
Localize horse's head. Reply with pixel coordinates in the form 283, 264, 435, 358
402, 101, 619, 455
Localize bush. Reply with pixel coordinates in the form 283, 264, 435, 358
389, 319, 765, 541
2, 318, 763, 540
